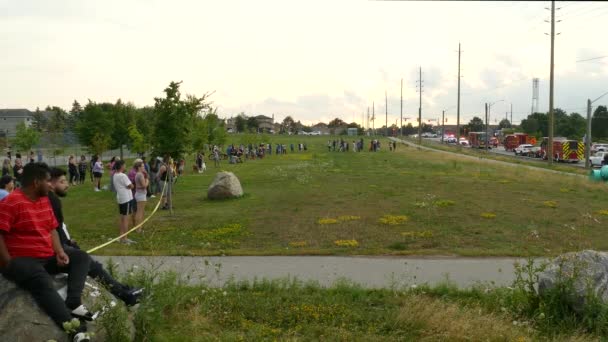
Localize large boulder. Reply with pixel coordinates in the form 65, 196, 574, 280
0, 274, 134, 342
207, 172, 243, 200
538, 250, 608, 313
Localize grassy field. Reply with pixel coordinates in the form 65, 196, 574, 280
60, 135, 608, 257
97, 265, 595, 341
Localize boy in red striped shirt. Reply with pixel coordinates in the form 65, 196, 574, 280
0, 163, 92, 342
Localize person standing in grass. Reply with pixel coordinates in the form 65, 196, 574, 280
133, 161, 148, 232
112, 160, 136, 245
68, 155, 79, 185
92, 155, 103, 192
78, 155, 87, 185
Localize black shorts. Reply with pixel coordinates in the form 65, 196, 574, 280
93, 172, 103, 178
118, 199, 137, 215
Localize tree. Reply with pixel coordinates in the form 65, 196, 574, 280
246, 117, 259, 133
128, 124, 148, 155
74, 100, 115, 155
281, 116, 295, 134
403, 123, 416, 135
152, 81, 212, 159
235, 113, 247, 133
45, 106, 68, 148
110, 100, 137, 158
328, 118, 346, 128
31, 107, 48, 132
521, 112, 547, 137
11, 122, 40, 152
498, 119, 511, 129
592, 105, 608, 140
466, 117, 484, 132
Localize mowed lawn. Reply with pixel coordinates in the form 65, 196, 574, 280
61, 135, 608, 257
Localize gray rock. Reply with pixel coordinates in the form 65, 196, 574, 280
538, 250, 608, 313
0, 274, 134, 342
207, 172, 243, 200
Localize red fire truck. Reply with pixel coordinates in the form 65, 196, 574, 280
504, 133, 536, 151
540, 137, 584, 163
468, 132, 489, 149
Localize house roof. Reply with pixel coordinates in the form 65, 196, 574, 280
0, 109, 32, 118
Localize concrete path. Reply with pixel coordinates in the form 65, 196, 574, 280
391, 137, 587, 178
94, 255, 535, 289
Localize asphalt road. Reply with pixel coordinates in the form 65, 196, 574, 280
94, 255, 530, 289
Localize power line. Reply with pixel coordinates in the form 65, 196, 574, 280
576, 55, 608, 63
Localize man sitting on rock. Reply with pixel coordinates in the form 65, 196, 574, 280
0, 162, 92, 342
48, 167, 143, 306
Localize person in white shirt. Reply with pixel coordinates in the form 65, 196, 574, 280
112, 160, 136, 245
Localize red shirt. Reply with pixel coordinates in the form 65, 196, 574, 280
0, 189, 58, 258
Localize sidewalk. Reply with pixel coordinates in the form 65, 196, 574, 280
94, 255, 534, 289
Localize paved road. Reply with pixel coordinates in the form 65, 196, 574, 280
94, 255, 532, 289
392, 137, 587, 178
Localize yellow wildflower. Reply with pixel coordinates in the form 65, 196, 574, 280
480, 212, 496, 219
379, 215, 409, 225
334, 240, 359, 247
318, 218, 338, 225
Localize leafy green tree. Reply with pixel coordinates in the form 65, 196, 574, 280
110, 100, 137, 158
246, 117, 259, 133
403, 123, 416, 135
235, 113, 247, 133
498, 119, 511, 129
205, 110, 227, 146
521, 112, 547, 137
12, 122, 40, 152
466, 117, 484, 132
31, 107, 48, 132
281, 116, 295, 134
592, 105, 608, 140
128, 124, 148, 155
152, 81, 211, 159
74, 100, 115, 155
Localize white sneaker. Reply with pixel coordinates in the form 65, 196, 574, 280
150, 195, 156, 198
73, 332, 91, 342
94, 188, 100, 192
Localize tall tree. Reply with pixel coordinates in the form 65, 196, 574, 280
110, 100, 137, 158
12, 122, 41, 152
152, 81, 211, 159
31, 107, 48, 132
74, 100, 115, 155
592, 105, 608, 140
235, 113, 247, 133
246, 117, 259, 133
498, 119, 511, 129
465, 117, 484, 132
281, 116, 295, 134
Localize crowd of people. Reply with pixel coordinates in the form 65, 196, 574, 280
326, 138, 397, 152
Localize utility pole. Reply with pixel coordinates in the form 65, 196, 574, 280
547, 0, 557, 165
400, 78, 403, 137
441, 110, 445, 143
372, 101, 375, 136
385, 90, 388, 137
366, 106, 369, 133
585, 98, 592, 168
417, 66, 423, 145
485, 103, 489, 151
510, 103, 513, 125
456, 42, 462, 146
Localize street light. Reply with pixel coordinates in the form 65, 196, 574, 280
585, 90, 608, 168
486, 100, 504, 149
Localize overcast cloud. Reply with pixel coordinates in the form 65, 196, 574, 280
0, 0, 607, 126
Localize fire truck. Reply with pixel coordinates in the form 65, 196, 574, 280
503, 133, 537, 151
468, 132, 489, 149
540, 137, 584, 163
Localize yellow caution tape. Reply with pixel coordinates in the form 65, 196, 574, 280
86, 180, 168, 254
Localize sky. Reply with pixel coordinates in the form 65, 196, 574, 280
1, 0, 607, 127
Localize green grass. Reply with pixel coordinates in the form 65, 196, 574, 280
100, 266, 592, 341
61, 135, 608, 257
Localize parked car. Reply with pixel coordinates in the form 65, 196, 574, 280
459, 139, 469, 146
589, 151, 608, 167
445, 137, 457, 144
514, 144, 534, 156
591, 143, 608, 153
